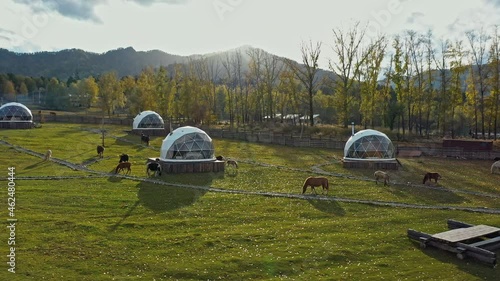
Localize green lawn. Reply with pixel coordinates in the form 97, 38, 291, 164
1, 123, 499, 280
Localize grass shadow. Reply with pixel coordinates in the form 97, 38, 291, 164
24, 159, 47, 169
225, 169, 238, 177
135, 171, 224, 213
387, 184, 469, 204
137, 182, 208, 213
108, 200, 140, 232
81, 156, 101, 166
306, 197, 346, 216
107, 175, 123, 183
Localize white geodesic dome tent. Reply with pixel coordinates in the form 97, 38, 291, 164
160, 126, 215, 161
344, 129, 395, 160
133, 111, 164, 129
0, 102, 33, 122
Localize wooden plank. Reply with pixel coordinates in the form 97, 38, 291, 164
432, 225, 500, 243
447, 219, 474, 230
470, 236, 500, 248
455, 242, 497, 258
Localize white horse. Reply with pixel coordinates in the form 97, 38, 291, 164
44, 149, 52, 161
491, 161, 500, 174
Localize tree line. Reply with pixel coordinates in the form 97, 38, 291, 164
1, 23, 499, 140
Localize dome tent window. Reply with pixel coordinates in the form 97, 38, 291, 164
132, 111, 164, 129
160, 126, 215, 162
0, 102, 33, 122
344, 129, 395, 160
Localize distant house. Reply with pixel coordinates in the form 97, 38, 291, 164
284, 114, 300, 125
263, 114, 282, 122
300, 114, 321, 125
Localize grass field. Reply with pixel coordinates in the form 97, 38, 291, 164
1, 123, 499, 280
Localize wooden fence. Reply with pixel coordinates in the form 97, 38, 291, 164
33, 115, 500, 160
203, 129, 346, 149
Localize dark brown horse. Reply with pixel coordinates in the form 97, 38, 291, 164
97, 145, 105, 158
119, 154, 129, 163
115, 162, 131, 174
302, 177, 329, 195
141, 133, 150, 146
423, 172, 441, 184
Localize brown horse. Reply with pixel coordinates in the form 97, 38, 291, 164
115, 162, 131, 174
423, 172, 441, 184
374, 170, 390, 186
302, 177, 329, 195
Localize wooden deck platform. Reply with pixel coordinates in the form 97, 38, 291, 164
432, 225, 500, 243
408, 219, 500, 267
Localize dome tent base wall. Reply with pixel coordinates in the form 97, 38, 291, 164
342, 159, 399, 170
0, 122, 33, 129
132, 128, 169, 137
147, 158, 225, 174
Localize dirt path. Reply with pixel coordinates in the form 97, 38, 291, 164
2, 139, 500, 214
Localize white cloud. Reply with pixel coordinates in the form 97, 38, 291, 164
13, 0, 106, 22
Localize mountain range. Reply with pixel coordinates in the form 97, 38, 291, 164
0, 46, 190, 79
0, 45, 332, 81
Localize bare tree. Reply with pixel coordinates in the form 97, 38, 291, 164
262, 52, 284, 120
247, 48, 265, 122
330, 22, 382, 127
488, 26, 500, 140
448, 40, 467, 138
221, 52, 237, 127
434, 38, 452, 136
466, 29, 490, 139
286, 40, 322, 126
359, 35, 387, 128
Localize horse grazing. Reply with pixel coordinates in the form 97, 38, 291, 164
141, 133, 150, 146
374, 170, 390, 186
491, 161, 500, 174
302, 177, 329, 195
423, 172, 441, 184
44, 149, 52, 161
115, 162, 131, 174
146, 161, 162, 177
119, 154, 129, 163
97, 145, 105, 158
226, 159, 238, 168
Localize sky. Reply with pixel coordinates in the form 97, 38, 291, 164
1, 0, 500, 68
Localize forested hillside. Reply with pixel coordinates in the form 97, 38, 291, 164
0, 47, 187, 79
